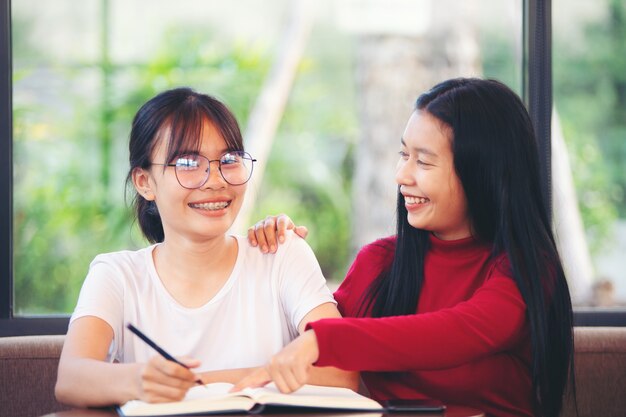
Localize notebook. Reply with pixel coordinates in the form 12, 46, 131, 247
118, 382, 384, 416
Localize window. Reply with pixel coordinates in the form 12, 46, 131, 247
553, 0, 626, 317
2, 0, 624, 335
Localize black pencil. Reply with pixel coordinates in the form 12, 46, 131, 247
126, 323, 205, 387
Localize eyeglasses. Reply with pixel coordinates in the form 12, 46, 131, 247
152, 151, 256, 188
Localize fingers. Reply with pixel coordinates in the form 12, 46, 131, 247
137, 356, 198, 403
177, 356, 201, 369
230, 367, 271, 392
262, 216, 279, 253
252, 219, 270, 253
139, 379, 192, 403
247, 226, 258, 247
294, 225, 309, 239
231, 362, 308, 394
247, 214, 306, 254
250, 216, 279, 254
268, 356, 309, 394
235, 332, 318, 394
276, 214, 295, 244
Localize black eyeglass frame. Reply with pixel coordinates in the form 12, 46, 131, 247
151, 151, 257, 188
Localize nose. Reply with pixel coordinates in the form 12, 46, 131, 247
202, 160, 226, 190
395, 158, 416, 186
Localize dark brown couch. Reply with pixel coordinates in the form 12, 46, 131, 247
1, 327, 625, 417
0, 335, 70, 417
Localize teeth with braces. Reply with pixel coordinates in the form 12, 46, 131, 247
189, 201, 230, 210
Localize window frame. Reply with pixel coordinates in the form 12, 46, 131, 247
1, 0, 625, 336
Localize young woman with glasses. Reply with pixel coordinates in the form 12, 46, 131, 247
55, 88, 358, 407
238, 78, 574, 417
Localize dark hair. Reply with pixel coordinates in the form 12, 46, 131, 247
125, 87, 244, 243
361, 78, 573, 417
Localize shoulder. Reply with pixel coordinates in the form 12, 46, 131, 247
353, 236, 396, 268
91, 246, 151, 265
235, 230, 316, 263
335, 237, 395, 315
87, 246, 154, 281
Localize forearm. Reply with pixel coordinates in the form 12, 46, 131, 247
312, 278, 527, 371
307, 367, 360, 391
199, 367, 261, 384
55, 358, 141, 407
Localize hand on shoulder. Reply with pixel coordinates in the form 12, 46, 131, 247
248, 214, 308, 254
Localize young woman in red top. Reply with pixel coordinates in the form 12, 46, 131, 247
235, 78, 574, 417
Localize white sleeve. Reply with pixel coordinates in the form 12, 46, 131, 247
70, 254, 124, 355
275, 232, 337, 331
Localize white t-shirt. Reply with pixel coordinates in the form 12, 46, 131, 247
70, 232, 335, 372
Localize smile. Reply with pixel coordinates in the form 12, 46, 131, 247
188, 201, 231, 211
405, 196, 430, 204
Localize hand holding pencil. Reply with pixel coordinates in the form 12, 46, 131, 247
127, 323, 205, 403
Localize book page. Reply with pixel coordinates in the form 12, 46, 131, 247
120, 383, 254, 416
248, 384, 383, 410
184, 382, 235, 400
119, 383, 383, 416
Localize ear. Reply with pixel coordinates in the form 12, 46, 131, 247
132, 167, 155, 201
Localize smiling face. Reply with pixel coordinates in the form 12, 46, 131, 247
396, 110, 471, 240
133, 119, 246, 243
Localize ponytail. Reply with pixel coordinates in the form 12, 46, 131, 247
135, 197, 164, 243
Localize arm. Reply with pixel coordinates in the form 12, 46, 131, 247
56, 317, 200, 407
297, 302, 359, 391
233, 235, 359, 394
234, 273, 527, 392
230, 304, 358, 394
279, 234, 357, 391
312, 274, 527, 371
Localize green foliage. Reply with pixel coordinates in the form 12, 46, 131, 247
553, 0, 626, 252
18, 2, 626, 314
479, 30, 522, 95
477, 0, 625, 255
12, 18, 358, 314
251, 27, 358, 281
13, 25, 271, 314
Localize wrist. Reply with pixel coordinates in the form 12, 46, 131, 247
127, 362, 144, 402
303, 329, 320, 363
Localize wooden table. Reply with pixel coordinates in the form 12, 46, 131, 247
41, 405, 485, 417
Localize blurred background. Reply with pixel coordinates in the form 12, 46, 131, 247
11, 0, 626, 314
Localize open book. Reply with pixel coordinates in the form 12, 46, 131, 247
118, 383, 384, 416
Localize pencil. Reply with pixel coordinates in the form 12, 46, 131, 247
126, 323, 205, 387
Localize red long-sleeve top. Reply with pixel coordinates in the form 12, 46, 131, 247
308, 235, 533, 417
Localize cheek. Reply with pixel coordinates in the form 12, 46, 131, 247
234, 182, 247, 196
229, 184, 247, 207
447, 180, 468, 215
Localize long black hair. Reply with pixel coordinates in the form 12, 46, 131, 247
125, 87, 244, 243
361, 78, 573, 417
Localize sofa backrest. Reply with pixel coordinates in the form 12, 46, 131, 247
0, 335, 69, 417
561, 326, 626, 417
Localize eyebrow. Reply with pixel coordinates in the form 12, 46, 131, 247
400, 138, 439, 158
175, 147, 232, 156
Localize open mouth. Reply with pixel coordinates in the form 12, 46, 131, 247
188, 201, 231, 211
404, 196, 430, 204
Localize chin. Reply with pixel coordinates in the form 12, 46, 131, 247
406, 215, 426, 230
196, 218, 233, 236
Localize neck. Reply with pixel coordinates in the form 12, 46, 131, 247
155, 234, 235, 284
152, 233, 239, 308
